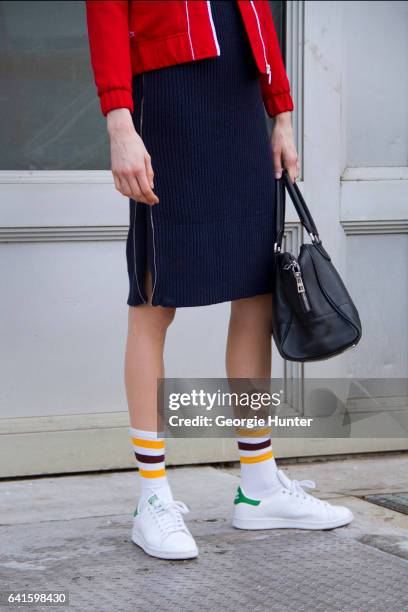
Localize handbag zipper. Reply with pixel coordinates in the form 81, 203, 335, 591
283, 257, 312, 313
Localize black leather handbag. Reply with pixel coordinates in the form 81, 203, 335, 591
272, 170, 362, 362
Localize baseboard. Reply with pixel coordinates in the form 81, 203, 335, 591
1, 411, 407, 478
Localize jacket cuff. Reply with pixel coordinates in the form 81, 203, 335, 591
100, 89, 134, 116
264, 92, 294, 118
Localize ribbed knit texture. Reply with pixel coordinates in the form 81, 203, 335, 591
126, 0, 276, 308
100, 88, 134, 117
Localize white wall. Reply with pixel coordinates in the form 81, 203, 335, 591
0, 179, 289, 417
339, 0, 408, 380
343, 0, 408, 167
1, 1, 407, 476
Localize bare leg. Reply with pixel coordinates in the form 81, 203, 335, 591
226, 293, 273, 379
125, 269, 176, 430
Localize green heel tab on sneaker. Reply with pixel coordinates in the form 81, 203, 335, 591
234, 487, 261, 506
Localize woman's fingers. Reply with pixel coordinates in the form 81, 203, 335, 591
113, 172, 122, 193
113, 174, 132, 198
282, 150, 300, 183
273, 145, 299, 183
270, 112, 299, 183
136, 169, 159, 205
126, 174, 144, 202
145, 153, 155, 189
113, 166, 159, 205
272, 145, 283, 180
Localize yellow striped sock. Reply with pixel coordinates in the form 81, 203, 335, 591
130, 428, 168, 496
236, 430, 279, 498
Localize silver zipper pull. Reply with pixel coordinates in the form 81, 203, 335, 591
266, 64, 271, 84
295, 268, 311, 312
283, 258, 312, 313
294, 271, 305, 294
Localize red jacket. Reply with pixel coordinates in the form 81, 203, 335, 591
85, 0, 294, 117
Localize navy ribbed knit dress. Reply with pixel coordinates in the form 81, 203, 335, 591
126, 0, 276, 308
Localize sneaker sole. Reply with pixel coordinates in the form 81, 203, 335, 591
132, 530, 198, 560
232, 514, 353, 531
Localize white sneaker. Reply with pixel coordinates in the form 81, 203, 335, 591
132, 491, 198, 560
233, 469, 353, 530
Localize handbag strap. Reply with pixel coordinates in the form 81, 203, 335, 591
274, 169, 321, 253
274, 173, 286, 251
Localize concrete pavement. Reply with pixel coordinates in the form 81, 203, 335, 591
0, 454, 408, 611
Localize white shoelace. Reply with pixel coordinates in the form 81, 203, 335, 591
290, 479, 316, 495
151, 500, 189, 537
286, 478, 327, 504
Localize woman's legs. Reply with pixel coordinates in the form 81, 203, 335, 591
226, 294, 280, 498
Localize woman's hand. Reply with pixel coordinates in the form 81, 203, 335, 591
270, 111, 299, 183
107, 108, 159, 205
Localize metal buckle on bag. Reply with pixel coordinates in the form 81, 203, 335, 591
273, 242, 281, 253
309, 232, 321, 244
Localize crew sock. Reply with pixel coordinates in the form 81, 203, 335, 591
236, 426, 280, 498
130, 428, 172, 501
